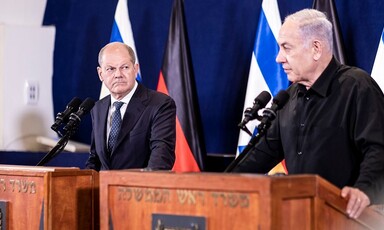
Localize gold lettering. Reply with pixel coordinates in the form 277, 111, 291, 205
164, 190, 171, 203
145, 189, 153, 202
9, 180, 15, 192
177, 190, 189, 204
0, 179, 5, 191
220, 193, 227, 206
239, 194, 249, 208
211, 192, 249, 208
30, 181, 36, 194
227, 193, 238, 207
144, 189, 169, 203
15, 180, 21, 192
117, 187, 170, 203
20, 180, 29, 193
0, 179, 37, 193
176, 190, 204, 205
155, 189, 168, 203
211, 192, 219, 206
153, 189, 162, 203
134, 188, 143, 201
118, 187, 132, 201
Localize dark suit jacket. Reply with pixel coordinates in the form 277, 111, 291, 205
85, 83, 176, 171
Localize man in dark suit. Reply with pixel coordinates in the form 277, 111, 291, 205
85, 42, 176, 171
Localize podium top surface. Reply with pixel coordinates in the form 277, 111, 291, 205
0, 164, 80, 172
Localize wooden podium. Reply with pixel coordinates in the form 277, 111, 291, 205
99, 171, 384, 230
0, 165, 98, 230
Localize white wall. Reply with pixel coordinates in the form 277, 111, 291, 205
0, 0, 47, 26
0, 0, 56, 151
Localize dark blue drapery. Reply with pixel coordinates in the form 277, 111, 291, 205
43, 0, 384, 155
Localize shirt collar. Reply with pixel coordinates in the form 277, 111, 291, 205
308, 56, 341, 98
110, 80, 138, 105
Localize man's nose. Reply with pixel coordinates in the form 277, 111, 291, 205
114, 68, 123, 77
276, 50, 284, 63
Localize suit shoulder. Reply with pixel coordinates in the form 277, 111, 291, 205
146, 87, 175, 102
93, 95, 109, 107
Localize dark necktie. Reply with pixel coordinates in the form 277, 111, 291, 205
108, 101, 124, 153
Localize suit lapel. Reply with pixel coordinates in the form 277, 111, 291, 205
115, 84, 148, 149
95, 96, 111, 160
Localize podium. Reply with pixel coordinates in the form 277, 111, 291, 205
99, 171, 384, 229
0, 165, 98, 229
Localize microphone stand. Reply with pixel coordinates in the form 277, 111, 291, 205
224, 119, 271, 172
36, 124, 78, 166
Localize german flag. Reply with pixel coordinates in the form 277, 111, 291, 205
157, 0, 206, 172
313, 0, 347, 64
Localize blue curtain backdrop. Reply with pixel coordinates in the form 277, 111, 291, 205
43, 0, 384, 155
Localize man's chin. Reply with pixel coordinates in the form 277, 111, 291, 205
287, 75, 295, 82
112, 83, 129, 91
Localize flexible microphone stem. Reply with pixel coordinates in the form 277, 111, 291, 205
224, 124, 267, 172
38, 97, 94, 166
239, 124, 253, 136
36, 128, 76, 166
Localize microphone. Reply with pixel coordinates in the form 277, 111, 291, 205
238, 91, 271, 135
63, 97, 95, 131
51, 97, 82, 131
224, 90, 289, 173
257, 90, 290, 131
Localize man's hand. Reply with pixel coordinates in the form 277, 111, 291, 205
341, 186, 370, 219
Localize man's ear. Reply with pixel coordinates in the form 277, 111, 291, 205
97, 66, 103, 81
312, 40, 322, 61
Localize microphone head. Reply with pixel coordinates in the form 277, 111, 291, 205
272, 90, 290, 110
63, 97, 95, 132
67, 97, 82, 109
78, 97, 95, 113
51, 97, 83, 132
255, 91, 272, 108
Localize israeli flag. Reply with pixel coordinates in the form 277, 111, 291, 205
100, 0, 142, 98
236, 0, 288, 155
372, 28, 384, 90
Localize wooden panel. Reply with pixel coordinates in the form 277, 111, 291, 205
99, 171, 384, 230
0, 165, 98, 230
100, 171, 271, 230
46, 172, 98, 230
108, 186, 260, 229
0, 173, 44, 229
281, 198, 313, 230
